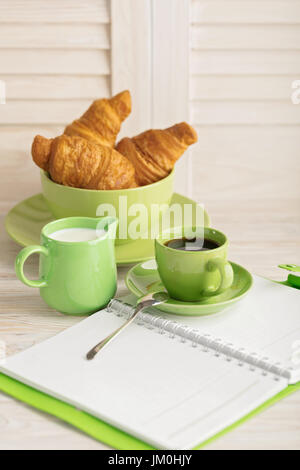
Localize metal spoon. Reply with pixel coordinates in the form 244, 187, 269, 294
86, 291, 169, 360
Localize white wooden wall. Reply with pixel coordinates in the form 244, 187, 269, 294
110, 0, 190, 193
0, 0, 110, 126
0, 0, 299, 200
0, 0, 191, 194
190, 0, 300, 124
189, 0, 300, 201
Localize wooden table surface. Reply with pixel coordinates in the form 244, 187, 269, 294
0, 126, 300, 450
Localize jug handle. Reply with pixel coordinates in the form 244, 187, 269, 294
15, 245, 49, 288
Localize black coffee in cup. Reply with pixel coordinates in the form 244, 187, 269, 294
165, 237, 220, 252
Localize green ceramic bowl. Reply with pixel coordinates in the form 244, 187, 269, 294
40, 170, 174, 245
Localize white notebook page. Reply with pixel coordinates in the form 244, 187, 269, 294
0, 309, 286, 449
158, 276, 300, 383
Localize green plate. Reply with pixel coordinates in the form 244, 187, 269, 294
5, 193, 210, 266
126, 259, 253, 315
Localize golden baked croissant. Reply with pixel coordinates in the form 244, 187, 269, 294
116, 122, 198, 186
32, 134, 137, 190
64, 90, 131, 147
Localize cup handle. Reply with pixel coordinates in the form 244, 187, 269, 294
203, 258, 234, 296
15, 245, 49, 288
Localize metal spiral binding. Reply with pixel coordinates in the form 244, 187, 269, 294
107, 299, 290, 381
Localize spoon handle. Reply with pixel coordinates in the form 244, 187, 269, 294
86, 303, 144, 360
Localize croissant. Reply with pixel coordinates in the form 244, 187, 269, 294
64, 90, 131, 147
116, 122, 198, 186
32, 134, 137, 190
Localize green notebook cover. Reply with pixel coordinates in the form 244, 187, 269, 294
0, 372, 299, 450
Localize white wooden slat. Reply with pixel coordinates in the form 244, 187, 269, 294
0, 24, 110, 49
152, 0, 189, 127
0, 80, 5, 104
191, 1, 300, 24
191, 50, 300, 75
191, 76, 295, 100
152, 0, 191, 196
0, 125, 63, 150
193, 126, 300, 164
191, 25, 300, 50
0, 100, 94, 125
0, 0, 109, 23
111, 0, 152, 137
4, 75, 110, 99
191, 126, 300, 202
0, 50, 110, 75
192, 102, 300, 125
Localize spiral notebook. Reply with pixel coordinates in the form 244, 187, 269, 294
0, 275, 300, 449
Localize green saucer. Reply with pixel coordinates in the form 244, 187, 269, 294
126, 259, 253, 315
5, 193, 210, 266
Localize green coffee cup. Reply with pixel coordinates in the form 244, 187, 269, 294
155, 227, 234, 302
15, 216, 118, 315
